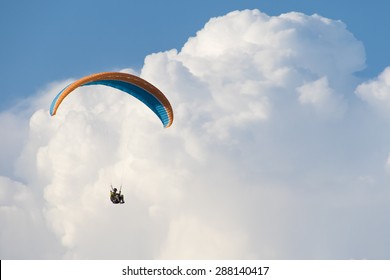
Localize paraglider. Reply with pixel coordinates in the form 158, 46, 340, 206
110, 186, 125, 204
49, 71, 174, 127
50, 72, 174, 205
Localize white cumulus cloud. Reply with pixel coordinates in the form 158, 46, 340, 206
356, 67, 390, 113
1, 9, 390, 259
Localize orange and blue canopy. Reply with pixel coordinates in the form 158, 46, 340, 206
50, 72, 173, 128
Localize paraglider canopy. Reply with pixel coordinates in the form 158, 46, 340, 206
50, 72, 174, 128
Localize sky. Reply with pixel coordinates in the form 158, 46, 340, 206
1, 0, 390, 110
1, 0, 390, 259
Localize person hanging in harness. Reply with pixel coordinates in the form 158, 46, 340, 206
110, 185, 125, 204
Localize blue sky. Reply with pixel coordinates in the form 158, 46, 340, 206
1, 0, 390, 110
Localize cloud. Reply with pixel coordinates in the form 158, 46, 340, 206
356, 67, 390, 113
297, 76, 346, 119
1, 9, 390, 259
